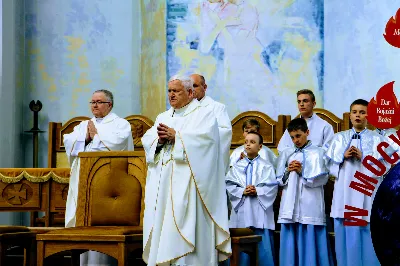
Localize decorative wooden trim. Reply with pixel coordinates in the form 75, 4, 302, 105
124, 115, 154, 127
231, 111, 288, 149
0, 170, 70, 183
58, 116, 91, 150
294, 108, 344, 133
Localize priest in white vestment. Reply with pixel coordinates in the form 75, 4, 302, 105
324, 99, 396, 266
278, 89, 334, 153
142, 75, 231, 266
63, 89, 133, 265
190, 73, 232, 173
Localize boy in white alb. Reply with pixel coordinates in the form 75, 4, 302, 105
226, 132, 278, 266
277, 118, 333, 266
278, 89, 334, 153
325, 99, 396, 266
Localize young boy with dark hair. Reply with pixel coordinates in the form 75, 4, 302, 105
277, 118, 333, 266
325, 99, 396, 266
226, 131, 278, 266
230, 118, 277, 167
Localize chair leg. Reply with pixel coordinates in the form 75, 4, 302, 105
230, 244, 240, 266
37, 241, 44, 266
0, 244, 6, 266
249, 243, 259, 266
71, 250, 81, 266
24, 238, 36, 266
117, 243, 128, 266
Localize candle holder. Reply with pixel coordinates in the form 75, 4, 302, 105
25, 100, 45, 168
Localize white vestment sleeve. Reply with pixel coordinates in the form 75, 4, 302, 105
142, 116, 161, 164
91, 134, 106, 150
91, 119, 132, 151
277, 130, 292, 154
256, 185, 278, 211
323, 125, 335, 147
302, 173, 329, 188
256, 166, 278, 210
326, 161, 340, 180
63, 122, 88, 164
172, 134, 186, 162
226, 181, 245, 212
214, 104, 232, 174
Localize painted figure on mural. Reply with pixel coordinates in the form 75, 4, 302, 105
200, 0, 277, 105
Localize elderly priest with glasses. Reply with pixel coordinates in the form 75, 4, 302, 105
142, 75, 231, 266
63, 89, 134, 265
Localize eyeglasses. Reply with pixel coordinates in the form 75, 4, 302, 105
89, 101, 110, 106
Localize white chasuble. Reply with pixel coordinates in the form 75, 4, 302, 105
199, 96, 232, 174
63, 112, 134, 228
142, 100, 231, 266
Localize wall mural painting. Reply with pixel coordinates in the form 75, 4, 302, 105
166, 0, 324, 119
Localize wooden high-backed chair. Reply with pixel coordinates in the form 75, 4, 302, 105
0, 226, 37, 266
36, 151, 146, 266
48, 116, 91, 169
230, 111, 290, 155
294, 108, 347, 133
125, 115, 154, 151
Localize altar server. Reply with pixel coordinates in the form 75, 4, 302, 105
277, 118, 333, 266
325, 99, 396, 266
226, 131, 278, 266
278, 89, 334, 153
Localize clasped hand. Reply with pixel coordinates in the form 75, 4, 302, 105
243, 185, 257, 196
85, 120, 98, 143
344, 146, 362, 160
157, 123, 176, 144
288, 160, 302, 175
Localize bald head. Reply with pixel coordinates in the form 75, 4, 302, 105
190, 74, 207, 101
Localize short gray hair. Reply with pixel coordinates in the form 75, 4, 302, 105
168, 75, 193, 91
94, 89, 114, 107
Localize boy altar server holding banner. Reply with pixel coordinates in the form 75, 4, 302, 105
324, 99, 397, 266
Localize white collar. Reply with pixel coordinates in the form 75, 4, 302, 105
92, 112, 117, 124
